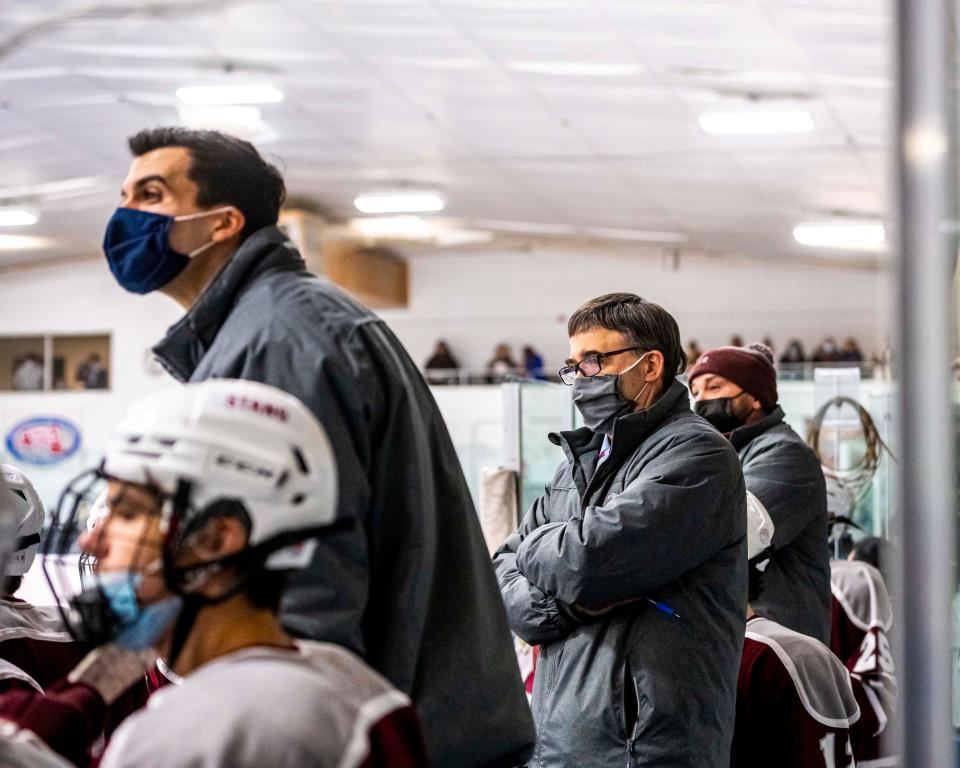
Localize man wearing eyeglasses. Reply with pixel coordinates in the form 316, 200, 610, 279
494, 292, 748, 768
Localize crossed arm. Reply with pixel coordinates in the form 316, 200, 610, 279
496, 435, 743, 628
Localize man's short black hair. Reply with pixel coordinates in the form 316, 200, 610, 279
567, 293, 686, 389
128, 127, 286, 240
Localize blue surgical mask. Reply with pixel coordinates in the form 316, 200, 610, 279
102, 206, 232, 295
98, 571, 183, 651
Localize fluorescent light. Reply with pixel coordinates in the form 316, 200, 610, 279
354, 192, 445, 214
506, 61, 643, 77
698, 110, 815, 136
176, 84, 283, 106
350, 216, 434, 240
793, 221, 886, 251
0, 210, 38, 227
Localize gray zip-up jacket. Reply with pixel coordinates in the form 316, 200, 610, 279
730, 408, 831, 643
152, 226, 534, 767
494, 381, 747, 768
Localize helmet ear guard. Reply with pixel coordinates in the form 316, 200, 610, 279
745, 491, 776, 604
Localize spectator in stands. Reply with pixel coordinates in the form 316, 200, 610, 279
522, 346, 546, 380
839, 337, 864, 363
487, 343, 518, 382
779, 339, 806, 364
762, 336, 775, 357
812, 337, 841, 363
75, 352, 108, 390
424, 341, 460, 384
425, 340, 459, 371
685, 340, 703, 367
729, 334, 745, 347
11, 353, 43, 391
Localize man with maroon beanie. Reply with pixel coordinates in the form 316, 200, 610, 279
689, 343, 831, 642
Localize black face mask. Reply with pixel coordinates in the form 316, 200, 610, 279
694, 394, 746, 434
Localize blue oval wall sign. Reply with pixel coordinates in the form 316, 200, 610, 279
5, 417, 82, 466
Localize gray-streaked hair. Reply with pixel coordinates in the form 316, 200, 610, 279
567, 292, 686, 388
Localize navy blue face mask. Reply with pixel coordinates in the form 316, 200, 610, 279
102, 207, 231, 295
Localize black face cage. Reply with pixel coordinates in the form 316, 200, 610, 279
42, 468, 175, 646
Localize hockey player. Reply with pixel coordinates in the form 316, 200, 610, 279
831, 556, 898, 766
732, 493, 861, 768
0, 465, 87, 689
39, 379, 428, 768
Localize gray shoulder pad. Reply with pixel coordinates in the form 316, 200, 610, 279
830, 559, 893, 632
0, 659, 42, 692
0, 600, 72, 643
746, 617, 860, 728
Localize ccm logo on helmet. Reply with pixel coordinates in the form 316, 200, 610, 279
225, 395, 289, 423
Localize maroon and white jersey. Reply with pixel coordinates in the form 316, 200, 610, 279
100, 641, 429, 768
0, 598, 88, 690
830, 560, 898, 767
733, 616, 860, 768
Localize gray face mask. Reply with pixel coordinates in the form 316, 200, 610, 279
571, 352, 650, 434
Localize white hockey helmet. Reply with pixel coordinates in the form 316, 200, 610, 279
746, 491, 775, 560
102, 379, 338, 569
0, 465, 44, 577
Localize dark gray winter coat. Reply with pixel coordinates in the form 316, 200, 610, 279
494, 380, 747, 768
730, 407, 831, 643
152, 226, 534, 767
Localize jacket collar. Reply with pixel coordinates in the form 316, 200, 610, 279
152, 226, 304, 381
729, 405, 785, 450
549, 378, 692, 465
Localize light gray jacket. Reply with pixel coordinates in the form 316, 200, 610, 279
495, 381, 747, 768
731, 408, 831, 643
153, 226, 534, 768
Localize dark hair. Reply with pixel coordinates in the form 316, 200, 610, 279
1, 576, 22, 597
128, 127, 286, 239
747, 555, 770, 604
567, 293, 685, 388
851, 536, 893, 578
184, 499, 292, 613
243, 569, 289, 612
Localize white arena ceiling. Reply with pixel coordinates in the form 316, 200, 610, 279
0, 0, 889, 269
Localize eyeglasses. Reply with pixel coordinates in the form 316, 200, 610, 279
558, 346, 648, 386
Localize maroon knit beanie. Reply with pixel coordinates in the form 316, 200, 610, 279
688, 343, 778, 410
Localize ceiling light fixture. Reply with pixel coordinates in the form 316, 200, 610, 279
176, 83, 284, 106
506, 61, 643, 77
350, 216, 434, 240
698, 110, 815, 135
354, 191, 445, 215
792, 221, 886, 251
0, 210, 38, 227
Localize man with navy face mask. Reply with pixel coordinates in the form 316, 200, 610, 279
494, 292, 747, 768
101, 127, 534, 768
